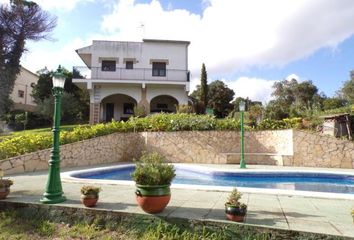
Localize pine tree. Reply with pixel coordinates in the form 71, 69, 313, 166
200, 63, 208, 113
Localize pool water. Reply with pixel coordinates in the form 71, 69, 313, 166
73, 165, 354, 194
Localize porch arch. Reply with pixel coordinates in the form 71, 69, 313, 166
150, 95, 178, 113
101, 94, 137, 122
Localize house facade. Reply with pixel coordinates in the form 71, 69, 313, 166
9, 66, 38, 112
73, 39, 190, 124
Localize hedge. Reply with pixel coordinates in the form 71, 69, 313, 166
0, 114, 302, 160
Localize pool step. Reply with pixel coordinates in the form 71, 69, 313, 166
221, 153, 284, 165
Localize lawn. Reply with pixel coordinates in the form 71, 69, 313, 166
0, 209, 344, 240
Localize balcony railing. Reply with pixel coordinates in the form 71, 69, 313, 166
73, 66, 190, 82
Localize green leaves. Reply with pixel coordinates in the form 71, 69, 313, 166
131, 152, 176, 185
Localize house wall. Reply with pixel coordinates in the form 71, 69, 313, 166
87, 40, 188, 81
10, 67, 38, 111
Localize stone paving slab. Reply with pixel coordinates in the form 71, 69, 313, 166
1, 165, 353, 238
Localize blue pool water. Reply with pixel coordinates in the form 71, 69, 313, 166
72, 165, 354, 194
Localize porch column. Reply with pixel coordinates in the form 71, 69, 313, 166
138, 85, 150, 114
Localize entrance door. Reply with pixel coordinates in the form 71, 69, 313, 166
105, 103, 114, 122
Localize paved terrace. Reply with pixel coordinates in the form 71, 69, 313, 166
1, 164, 353, 238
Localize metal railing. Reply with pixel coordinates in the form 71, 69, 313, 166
73, 66, 190, 82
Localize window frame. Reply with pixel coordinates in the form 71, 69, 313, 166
18, 90, 24, 98
123, 103, 134, 114
152, 62, 166, 77
101, 60, 116, 72
125, 61, 134, 70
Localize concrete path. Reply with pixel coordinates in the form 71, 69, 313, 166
1, 165, 354, 238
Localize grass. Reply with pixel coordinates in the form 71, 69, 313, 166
0, 209, 345, 240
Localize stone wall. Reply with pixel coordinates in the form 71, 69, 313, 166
0, 132, 144, 175
292, 130, 354, 168
144, 130, 293, 164
1, 129, 353, 175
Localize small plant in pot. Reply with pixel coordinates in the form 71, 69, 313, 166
131, 152, 175, 214
0, 168, 13, 200
80, 185, 101, 207
225, 188, 247, 222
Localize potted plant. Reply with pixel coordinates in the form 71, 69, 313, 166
0, 168, 13, 200
225, 188, 247, 222
131, 152, 176, 213
80, 185, 101, 207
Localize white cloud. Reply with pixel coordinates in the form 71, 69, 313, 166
21, 38, 89, 72
20, 0, 354, 101
285, 74, 300, 81
224, 77, 276, 103
95, 0, 354, 102
100, 0, 354, 75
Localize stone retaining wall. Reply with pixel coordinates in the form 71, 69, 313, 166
1, 129, 353, 175
0, 132, 144, 175
144, 130, 293, 164
292, 130, 354, 168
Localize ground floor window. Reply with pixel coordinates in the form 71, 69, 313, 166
123, 103, 134, 114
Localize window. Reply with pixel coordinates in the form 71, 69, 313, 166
101, 60, 116, 71
123, 103, 134, 114
18, 90, 24, 98
126, 61, 133, 69
152, 62, 166, 77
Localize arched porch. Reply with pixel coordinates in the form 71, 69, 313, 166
101, 94, 137, 121
150, 95, 178, 113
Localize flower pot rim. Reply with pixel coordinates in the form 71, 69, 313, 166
136, 184, 171, 188
81, 194, 99, 198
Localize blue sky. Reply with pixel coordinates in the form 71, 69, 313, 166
5, 0, 353, 102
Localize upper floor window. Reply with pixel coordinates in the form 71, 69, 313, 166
18, 90, 24, 98
102, 60, 116, 72
152, 62, 166, 77
126, 61, 134, 69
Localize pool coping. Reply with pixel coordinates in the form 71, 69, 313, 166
61, 163, 354, 200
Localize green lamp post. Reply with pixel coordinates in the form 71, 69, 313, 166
239, 100, 246, 169
40, 66, 66, 204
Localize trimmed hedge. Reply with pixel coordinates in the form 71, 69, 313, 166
0, 114, 302, 160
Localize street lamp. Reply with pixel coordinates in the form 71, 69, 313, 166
239, 101, 246, 169
40, 66, 66, 204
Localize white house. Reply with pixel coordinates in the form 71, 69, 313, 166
73, 39, 190, 124
9, 66, 38, 112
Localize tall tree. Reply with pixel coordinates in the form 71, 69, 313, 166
0, 0, 56, 116
269, 78, 322, 119
338, 71, 354, 104
207, 80, 235, 118
200, 63, 208, 113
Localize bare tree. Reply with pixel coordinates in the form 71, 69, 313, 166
0, 0, 56, 116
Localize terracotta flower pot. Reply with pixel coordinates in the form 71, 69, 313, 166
81, 194, 98, 207
0, 188, 10, 200
135, 184, 171, 213
225, 205, 247, 222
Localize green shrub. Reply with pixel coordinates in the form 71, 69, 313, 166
0, 114, 306, 160
131, 152, 175, 185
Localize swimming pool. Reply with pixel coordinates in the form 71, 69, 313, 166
63, 164, 354, 198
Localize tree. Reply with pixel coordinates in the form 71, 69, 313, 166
207, 80, 235, 118
37, 92, 84, 123
323, 97, 347, 110
32, 67, 90, 122
200, 63, 208, 113
338, 71, 354, 104
0, 0, 56, 116
269, 78, 323, 119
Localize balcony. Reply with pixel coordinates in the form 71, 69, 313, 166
73, 66, 190, 82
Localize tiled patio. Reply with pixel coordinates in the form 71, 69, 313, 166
1, 164, 353, 238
